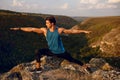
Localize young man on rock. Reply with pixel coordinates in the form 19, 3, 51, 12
11, 16, 91, 73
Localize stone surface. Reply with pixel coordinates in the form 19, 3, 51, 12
0, 57, 120, 80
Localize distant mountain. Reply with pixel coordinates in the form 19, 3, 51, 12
0, 9, 78, 29
0, 9, 20, 14
72, 16, 89, 22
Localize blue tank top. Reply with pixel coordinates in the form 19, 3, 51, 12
46, 28, 65, 54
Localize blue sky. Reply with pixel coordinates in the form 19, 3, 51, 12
0, 0, 120, 16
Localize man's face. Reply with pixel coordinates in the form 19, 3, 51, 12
46, 20, 53, 29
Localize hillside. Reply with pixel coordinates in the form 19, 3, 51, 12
99, 27, 120, 56
72, 16, 120, 56
76, 16, 120, 40
72, 16, 89, 22
0, 9, 77, 29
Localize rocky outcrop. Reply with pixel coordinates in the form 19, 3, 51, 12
0, 56, 120, 80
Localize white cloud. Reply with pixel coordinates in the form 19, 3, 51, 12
95, 3, 117, 9
78, 3, 117, 10
80, 0, 99, 4
60, 3, 68, 9
11, 0, 41, 11
12, 0, 23, 7
79, 0, 119, 9
108, 0, 120, 3
80, 0, 120, 4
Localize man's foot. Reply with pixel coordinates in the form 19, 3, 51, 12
30, 68, 43, 73
82, 64, 92, 74
84, 67, 92, 74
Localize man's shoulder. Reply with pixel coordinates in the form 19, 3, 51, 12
39, 27, 47, 36
58, 27, 65, 30
40, 27, 47, 30
40, 27, 47, 31
58, 27, 66, 34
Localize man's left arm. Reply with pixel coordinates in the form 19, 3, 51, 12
61, 28, 91, 34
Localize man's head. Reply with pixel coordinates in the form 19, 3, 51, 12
45, 16, 56, 28
45, 16, 56, 24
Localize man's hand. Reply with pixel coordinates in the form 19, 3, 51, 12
84, 31, 92, 34
10, 27, 20, 30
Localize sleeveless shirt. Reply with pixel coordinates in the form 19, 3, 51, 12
46, 28, 65, 54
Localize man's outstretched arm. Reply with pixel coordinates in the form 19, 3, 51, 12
61, 28, 91, 34
10, 27, 45, 34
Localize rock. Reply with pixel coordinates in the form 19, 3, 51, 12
61, 60, 78, 71
89, 58, 106, 72
6, 72, 22, 80
0, 57, 120, 80
40, 69, 91, 80
92, 70, 120, 80
101, 63, 113, 71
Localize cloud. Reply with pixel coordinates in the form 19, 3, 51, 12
108, 0, 120, 3
60, 3, 69, 9
80, 0, 99, 4
82, 4, 117, 9
12, 0, 23, 7
80, 0, 120, 4
95, 3, 117, 9
79, 0, 119, 9
11, 0, 41, 12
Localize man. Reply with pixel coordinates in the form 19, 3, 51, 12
11, 16, 91, 73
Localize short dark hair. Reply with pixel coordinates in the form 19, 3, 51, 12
45, 16, 56, 25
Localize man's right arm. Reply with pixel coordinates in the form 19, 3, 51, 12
10, 27, 45, 34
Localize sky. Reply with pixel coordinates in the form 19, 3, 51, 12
0, 0, 120, 17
